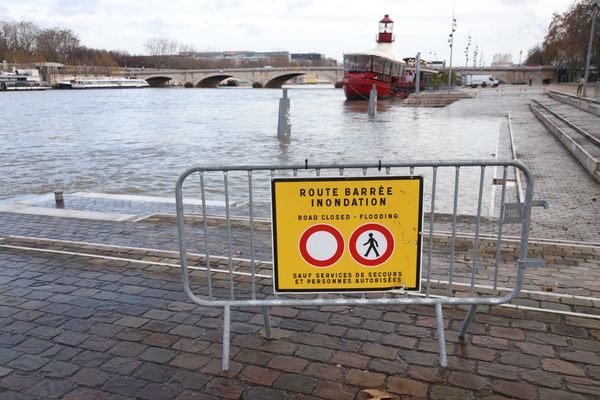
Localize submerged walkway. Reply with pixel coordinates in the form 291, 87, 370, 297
0, 86, 599, 399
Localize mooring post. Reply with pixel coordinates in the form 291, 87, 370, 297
415, 52, 421, 95
368, 84, 377, 116
277, 88, 291, 141
54, 190, 64, 208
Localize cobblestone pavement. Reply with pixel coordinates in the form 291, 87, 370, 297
0, 87, 599, 399
0, 247, 599, 400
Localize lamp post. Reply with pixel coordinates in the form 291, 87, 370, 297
473, 46, 478, 68
583, 0, 599, 97
447, 13, 457, 93
465, 34, 471, 68
519, 50, 522, 67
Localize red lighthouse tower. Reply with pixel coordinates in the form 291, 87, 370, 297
377, 14, 394, 43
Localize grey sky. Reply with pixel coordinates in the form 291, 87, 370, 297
4, 0, 571, 65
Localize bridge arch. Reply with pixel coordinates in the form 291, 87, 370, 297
264, 73, 305, 88
195, 74, 234, 88
145, 76, 172, 87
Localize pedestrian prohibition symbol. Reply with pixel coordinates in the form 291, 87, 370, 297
349, 223, 394, 266
271, 175, 423, 293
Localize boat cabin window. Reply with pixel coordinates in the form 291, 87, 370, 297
344, 54, 372, 72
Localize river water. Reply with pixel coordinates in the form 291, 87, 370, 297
0, 86, 500, 212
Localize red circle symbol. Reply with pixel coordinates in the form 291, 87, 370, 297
349, 223, 395, 266
299, 224, 344, 267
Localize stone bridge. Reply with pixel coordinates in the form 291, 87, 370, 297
127, 66, 344, 88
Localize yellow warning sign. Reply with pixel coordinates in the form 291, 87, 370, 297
271, 176, 423, 293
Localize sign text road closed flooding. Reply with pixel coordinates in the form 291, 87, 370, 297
271, 176, 423, 292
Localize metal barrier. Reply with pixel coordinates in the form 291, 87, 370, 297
175, 160, 543, 370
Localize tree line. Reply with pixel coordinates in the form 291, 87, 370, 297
526, 0, 599, 82
0, 20, 336, 70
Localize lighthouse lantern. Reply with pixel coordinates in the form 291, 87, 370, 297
377, 14, 394, 43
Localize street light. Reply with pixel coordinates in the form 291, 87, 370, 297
447, 13, 457, 92
583, 0, 599, 97
465, 34, 472, 68
519, 50, 522, 67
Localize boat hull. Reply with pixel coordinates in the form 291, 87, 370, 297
343, 76, 393, 100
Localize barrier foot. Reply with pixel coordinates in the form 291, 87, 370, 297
435, 303, 447, 367
222, 304, 231, 371
458, 304, 478, 339
262, 306, 272, 339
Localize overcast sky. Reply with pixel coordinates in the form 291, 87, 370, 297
3, 0, 572, 65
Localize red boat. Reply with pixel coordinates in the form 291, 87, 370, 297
343, 15, 411, 100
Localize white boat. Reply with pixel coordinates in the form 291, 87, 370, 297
0, 69, 51, 91
59, 77, 150, 89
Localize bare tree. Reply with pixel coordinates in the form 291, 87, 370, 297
37, 28, 80, 62
143, 37, 180, 56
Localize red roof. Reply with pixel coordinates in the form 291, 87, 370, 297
379, 14, 393, 23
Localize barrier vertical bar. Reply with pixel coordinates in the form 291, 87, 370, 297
447, 166, 460, 297
223, 171, 234, 300
459, 304, 478, 339
426, 166, 438, 297
470, 166, 486, 294
493, 166, 508, 293
199, 172, 213, 299
222, 304, 231, 371
262, 306, 272, 339
248, 170, 256, 300
435, 303, 447, 367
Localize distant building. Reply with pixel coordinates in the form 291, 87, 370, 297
291, 53, 324, 63
181, 51, 291, 63
491, 53, 513, 66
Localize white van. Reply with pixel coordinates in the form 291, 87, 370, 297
463, 74, 500, 88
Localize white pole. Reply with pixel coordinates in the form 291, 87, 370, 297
583, 1, 598, 97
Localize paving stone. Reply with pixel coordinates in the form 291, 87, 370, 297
170, 338, 210, 354
244, 386, 290, 400
53, 331, 89, 346
268, 354, 309, 372
295, 345, 334, 362
203, 377, 244, 399
136, 382, 180, 400
387, 377, 428, 397
493, 379, 537, 400
62, 388, 110, 400
565, 376, 600, 395
559, 349, 600, 366
71, 368, 111, 386
115, 316, 148, 328
430, 385, 474, 400
239, 365, 280, 386
542, 358, 586, 376
273, 373, 318, 394
0, 373, 40, 392
108, 341, 148, 358
8, 354, 50, 372
28, 379, 73, 399
71, 350, 112, 368
102, 376, 147, 397
538, 389, 587, 400
345, 368, 386, 387
100, 357, 142, 375
14, 337, 54, 354
40, 361, 79, 378
169, 353, 211, 370
330, 351, 370, 369
313, 381, 356, 400
478, 362, 518, 380
448, 371, 490, 390
139, 347, 176, 364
